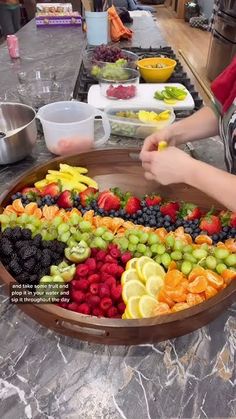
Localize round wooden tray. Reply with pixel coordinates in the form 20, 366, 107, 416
0, 149, 235, 345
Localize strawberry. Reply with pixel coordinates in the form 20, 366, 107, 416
180, 203, 202, 220
160, 202, 180, 220
124, 196, 141, 215
21, 187, 40, 199
220, 210, 236, 228
57, 190, 73, 208
200, 213, 222, 235
230, 213, 236, 228
79, 187, 98, 207
145, 194, 162, 207
41, 182, 60, 197
97, 190, 121, 211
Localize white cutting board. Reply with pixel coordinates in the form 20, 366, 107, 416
88, 83, 195, 111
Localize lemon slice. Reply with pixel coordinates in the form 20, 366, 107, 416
122, 279, 146, 304
159, 110, 171, 121
136, 256, 153, 282
142, 262, 165, 283
146, 275, 164, 298
139, 295, 159, 318
121, 269, 141, 286
164, 98, 177, 105
126, 257, 139, 270
127, 296, 141, 319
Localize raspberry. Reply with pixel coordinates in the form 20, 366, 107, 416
58, 302, 67, 309
76, 264, 89, 277
104, 275, 116, 288
117, 302, 126, 314
96, 261, 103, 271
90, 283, 99, 295
70, 279, 81, 289
100, 263, 112, 273
70, 289, 85, 304
105, 254, 117, 264
110, 284, 122, 300
87, 295, 100, 307
67, 302, 79, 312
108, 243, 117, 252
85, 257, 96, 271
115, 265, 125, 277
99, 284, 110, 298
100, 297, 112, 312
91, 248, 98, 257
76, 279, 89, 291
77, 303, 90, 315
92, 307, 104, 317
114, 314, 122, 318
121, 251, 133, 265
108, 263, 121, 276
96, 250, 107, 261
109, 247, 121, 259
100, 272, 111, 282
107, 306, 118, 318
85, 292, 92, 300
88, 273, 100, 284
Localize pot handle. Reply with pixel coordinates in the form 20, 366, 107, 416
94, 109, 111, 147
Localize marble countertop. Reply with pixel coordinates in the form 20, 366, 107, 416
0, 17, 235, 419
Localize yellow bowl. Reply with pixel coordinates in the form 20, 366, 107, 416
137, 57, 177, 83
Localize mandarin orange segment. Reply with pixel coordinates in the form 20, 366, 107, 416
12, 199, 25, 213
33, 208, 42, 219
83, 209, 94, 222
195, 235, 213, 245
158, 288, 175, 308
225, 239, 236, 253
171, 302, 190, 312
24, 202, 38, 215
205, 285, 218, 300
69, 208, 82, 217
155, 227, 167, 241
187, 275, 208, 293
165, 286, 187, 303
221, 269, 236, 285
165, 269, 184, 287
3, 205, 17, 215
186, 293, 205, 306
204, 270, 224, 290
42, 205, 59, 221
153, 302, 172, 316
167, 261, 177, 271
188, 266, 205, 282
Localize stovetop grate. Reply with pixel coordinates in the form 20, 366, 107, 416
73, 46, 203, 119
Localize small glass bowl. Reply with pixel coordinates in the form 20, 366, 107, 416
99, 68, 139, 100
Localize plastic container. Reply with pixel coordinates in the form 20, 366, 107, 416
37, 101, 111, 155
99, 68, 139, 100
105, 105, 175, 138
137, 57, 177, 83
85, 11, 109, 46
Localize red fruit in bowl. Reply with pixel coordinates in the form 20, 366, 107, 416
96, 261, 103, 271
58, 302, 68, 309
124, 196, 141, 215
100, 297, 113, 312
97, 190, 121, 211
99, 284, 110, 298
96, 250, 107, 261
21, 187, 40, 199
109, 247, 121, 259
77, 303, 90, 315
87, 295, 100, 308
85, 257, 96, 271
88, 273, 100, 284
41, 182, 60, 197
200, 213, 221, 235
70, 279, 81, 289
76, 264, 89, 277
100, 263, 112, 273
92, 307, 104, 317
111, 284, 122, 300
76, 279, 89, 292
104, 276, 116, 288
180, 203, 202, 220
100, 272, 111, 282
57, 190, 73, 208
107, 306, 118, 318
160, 201, 180, 220
121, 251, 132, 265
70, 289, 85, 304
145, 194, 162, 207
105, 254, 117, 264
91, 248, 99, 257
117, 302, 126, 314
90, 283, 99, 295
230, 213, 236, 228
79, 187, 98, 207
67, 302, 79, 312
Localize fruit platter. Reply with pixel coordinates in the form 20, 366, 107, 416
0, 149, 235, 345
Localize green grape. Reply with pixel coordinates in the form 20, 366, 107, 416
183, 253, 197, 263
69, 213, 82, 226
156, 244, 166, 255
70, 226, 77, 235
129, 234, 139, 245
165, 235, 175, 248
102, 231, 114, 242
118, 237, 129, 251
73, 230, 82, 241
200, 243, 209, 251
19, 213, 30, 224
161, 253, 171, 269
60, 232, 71, 243
136, 243, 147, 253
9, 213, 17, 221
125, 229, 131, 238
0, 214, 10, 224
79, 221, 92, 233
225, 254, 236, 267
198, 259, 206, 268
192, 249, 208, 260
205, 256, 217, 270
58, 223, 69, 235
26, 224, 37, 234
183, 245, 193, 253
129, 229, 140, 236
155, 255, 162, 264
144, 248, 152, 258
150, 244, 159, 254
171, 250, 183, 261
94, 226, 107, 237
216, 263, 227, 274
214, 248, 230, 260
181, 260, 192, 275
128, 243, 137, 253
148, 233, 160, 245
93, 237, 107, 249
52, 216, 63, 227
174, 239, 184, 251
134, 252, 142, 258
80, 232, 91, 243
139, 232, 149, 244
68, 238, 77, 248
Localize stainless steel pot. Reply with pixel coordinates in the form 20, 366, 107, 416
0, 102, 37, 164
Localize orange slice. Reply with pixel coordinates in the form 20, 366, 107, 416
3, 205, 17, 215
158, 288, 175, 308
12, 199, 25, 213
221, 269, 236, 285
165, 269, 184, 288
186, 293, 205, 306
204, 270, 224, 290
153, 302, 171, 316
165, 285, 187, 303
195, 235, 213, 245
168, 261, 177, 271
187, 275, 208, 293
225, 239, 236, 253
24, 202, 38, 215
42, 205, 59, 221
205, 285, 218, 300
155, 227, 167, 241
188, 266, 205, 283
33, 207, 42, 219
171, 302, 190, 313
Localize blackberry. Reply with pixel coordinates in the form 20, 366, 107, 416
1, 243, 14, 256
38, 268, 49, 279
21, 228, 32, 240
28, 274, 39, 285
16, 273, 28, 284
11, 227, 22, 241
15, 240, 29, 250
24, 258, 36, 272
9, 260, 22, 275
20, 246, 38, 260
41, 240, 51, 249
32, 234, 42, 247
55, 242, 66, 254
41, 252, 51, 267
2, 227, 15, 239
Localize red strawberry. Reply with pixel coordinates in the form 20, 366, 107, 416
99, 284, 110, 298
121, 251, 132, 265
230, 213, 236, 228
76, 264, 89, 277
89, 283, 99, 295
70, 289, 85, 304
160, 201, 180, 220
97, 190, 121, 211
77, 303, 90, 315
41, 182, 60, 197
92, 307, 104, 317
145, 194, 162, 207
180, 203, 202, 220
79, 187, 98, 207
200, 213, 222, 235
117, 302, 126, 314
100, 297, 113, 312
21, 187, 40, 199
87, 295, 100, 308
88, 273, 100, 284
110, 284, 122, 300
124, 196, 141, 215
57, 190, 73, 209
107, 306, 118, 318
85, 258, 96, 271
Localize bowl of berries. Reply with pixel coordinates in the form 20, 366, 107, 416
99, 68, 139, 100
82, 45, 139, 79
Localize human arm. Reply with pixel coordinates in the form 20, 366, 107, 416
141, 147, 236, 212
141, 106, 219, 153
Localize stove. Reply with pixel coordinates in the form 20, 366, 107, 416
72, 46, 203, 120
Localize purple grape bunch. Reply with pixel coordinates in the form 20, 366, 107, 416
92, 45, 127, 63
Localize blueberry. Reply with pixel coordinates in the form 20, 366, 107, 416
164, 215, 171, 221
138, 217, 144, 224
143, 207, 148, 213
164, 221, 170, 227
200, 230, 208, 235
193, 219, 199, 225
184, 227, 193, 234
212, 234, 219, 241
149, 219, 156, 227
158, 217, 164, 224
175, 219, 182, 227
153, 205, 160, 211
98, 208, 104, 215
141, 200, 146, 207
223, 226, 229, 233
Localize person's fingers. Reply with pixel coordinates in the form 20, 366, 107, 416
144, 171, 155, 181
142, 162, 151, 171
139, 150, 155, 163
141, 135, 159, 154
